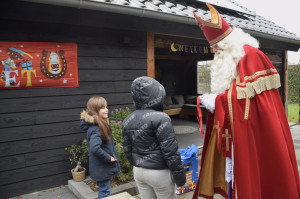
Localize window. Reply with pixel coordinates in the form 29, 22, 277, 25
197, 61, 212, 94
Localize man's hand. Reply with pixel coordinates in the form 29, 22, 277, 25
200, 94, 217, 114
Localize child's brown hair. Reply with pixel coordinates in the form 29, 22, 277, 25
86, 96, 111, 142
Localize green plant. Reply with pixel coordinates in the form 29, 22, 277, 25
110, 107, 133, 183
110, 107, 131, 122
288, 104, 300, 123
288, 65, 300, 104
65, 139, 89, 172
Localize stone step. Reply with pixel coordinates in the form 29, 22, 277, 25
68, 177, 139, 199
106, 192, 135, 199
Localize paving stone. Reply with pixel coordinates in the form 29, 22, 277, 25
106, 192, 135, 199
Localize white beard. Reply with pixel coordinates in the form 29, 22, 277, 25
210, 50, 240, 94
210, 28, 259, 94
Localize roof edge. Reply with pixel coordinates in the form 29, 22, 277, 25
21, 0, 197, 24
20, 0, 300, 49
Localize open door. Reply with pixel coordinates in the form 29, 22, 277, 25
152, 33, 213, 119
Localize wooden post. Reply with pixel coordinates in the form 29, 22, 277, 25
147, 32, 155, 78
284, 50, 288, 115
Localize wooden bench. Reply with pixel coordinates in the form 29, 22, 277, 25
163, 108, 182, 116
163, 105, 207, 120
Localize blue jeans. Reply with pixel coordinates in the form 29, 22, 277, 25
96, 180, 111, 199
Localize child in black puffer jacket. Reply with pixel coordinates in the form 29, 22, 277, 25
122, 76, 186, 199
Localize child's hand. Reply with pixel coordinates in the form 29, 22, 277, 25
176, 185, 185, 191
110, 156, 116, 162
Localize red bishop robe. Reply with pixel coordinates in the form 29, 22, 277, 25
193, 45, 300, 199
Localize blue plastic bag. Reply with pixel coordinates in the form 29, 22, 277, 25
176, 144, 199, 194
179, 144, 198, 160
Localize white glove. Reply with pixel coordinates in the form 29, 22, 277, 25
199, 94, 217, 114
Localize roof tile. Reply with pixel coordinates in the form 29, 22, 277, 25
96, 0, 300, 41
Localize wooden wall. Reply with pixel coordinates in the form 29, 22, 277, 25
0, 19, 146, 198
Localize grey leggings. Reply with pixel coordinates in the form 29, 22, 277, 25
133, 166, 176, 199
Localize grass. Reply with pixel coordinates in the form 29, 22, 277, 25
288, 104, 299, 123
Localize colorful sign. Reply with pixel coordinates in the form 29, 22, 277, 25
0, 42, 78, 89
170, 42, 210, 54
154, 39, 211, 55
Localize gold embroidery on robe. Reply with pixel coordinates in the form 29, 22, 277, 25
236, 68, 278, 84
244, 97, 250, 120
236, 69, 281, 100
228, 82, 234, 136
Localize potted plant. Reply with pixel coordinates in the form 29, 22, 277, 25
65, 139, 89, 182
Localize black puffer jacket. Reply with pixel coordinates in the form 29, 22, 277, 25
122, 76, 186, 186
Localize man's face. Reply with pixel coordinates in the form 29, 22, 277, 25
210, 44, 223, 53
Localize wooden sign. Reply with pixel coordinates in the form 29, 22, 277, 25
0, 41, 78, 89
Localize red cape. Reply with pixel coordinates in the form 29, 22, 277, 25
193, 45, 300, 199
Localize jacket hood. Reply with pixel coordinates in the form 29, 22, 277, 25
80, 110, 96, 131
131, 76, 166, 111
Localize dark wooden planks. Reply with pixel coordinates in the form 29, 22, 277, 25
0, 1, 210, 41
0, 18, 147, 47
0, 93, 133, 114
0, 172, 71, 199
78, 57, 147, 70
0, 160, 72, 186
0, 81, 132, 99
0, 103, 134, 128
78, 69, 146, 82
0, 133, 85, 157
0, 2, 144, 198
0, 121, 81, 143
0, 148, 69, 172
0, 108, 81, 129
78, 43, 146, 58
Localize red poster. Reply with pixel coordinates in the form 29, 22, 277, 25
0, 41, 78, 89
